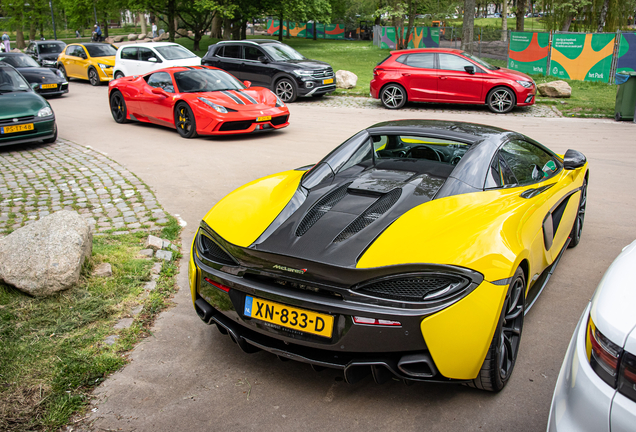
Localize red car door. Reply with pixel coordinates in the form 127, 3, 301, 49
139, 71, 177, 127
437, 53, 483, 103
399, 52, 438, 101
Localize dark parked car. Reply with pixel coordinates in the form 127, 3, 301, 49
202, 39, 336, 103
24, 40, 66, 67
0, 53, 68, 97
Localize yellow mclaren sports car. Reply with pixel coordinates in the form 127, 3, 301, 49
189, 120, 589, 391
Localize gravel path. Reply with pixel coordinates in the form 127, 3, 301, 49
295, 95, 562, 117
0, 138, 168, 237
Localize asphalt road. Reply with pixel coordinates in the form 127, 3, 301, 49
48, 82, 636, 432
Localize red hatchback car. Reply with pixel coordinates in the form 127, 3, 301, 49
370, 48, 536, 113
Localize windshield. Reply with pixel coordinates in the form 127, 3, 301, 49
0, 55, 40, 68
461, 52, 498, 70
0, 67, 31, 92
85, 44, 117, 57
39, 43, 65, 54
174, 69, 245, 93
261, 44, 305, 61
155, 45, 197, 60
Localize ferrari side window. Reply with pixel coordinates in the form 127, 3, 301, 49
147, 72, 174, 93
500, 140, 559, 186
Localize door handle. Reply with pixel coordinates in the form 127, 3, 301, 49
402, 73, 410, 76
439, 76, 448, 80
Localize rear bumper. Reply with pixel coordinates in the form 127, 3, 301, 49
0, 117, 56, 147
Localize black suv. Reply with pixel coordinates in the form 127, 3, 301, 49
202, 39, 336, 103
24, 40, 67, 67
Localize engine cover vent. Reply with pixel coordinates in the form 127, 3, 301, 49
295, 182, 351, 237
333, 188, 402, 242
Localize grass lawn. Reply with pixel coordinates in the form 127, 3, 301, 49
0, 219, 181, 431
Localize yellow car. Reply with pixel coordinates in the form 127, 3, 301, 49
56, 43, 117, 86
188, 120, 589, 391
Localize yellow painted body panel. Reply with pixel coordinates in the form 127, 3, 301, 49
421, 281, 507, 379
58, 43, 115, 81
202, 170, 304, 247
188, 234, 198, 306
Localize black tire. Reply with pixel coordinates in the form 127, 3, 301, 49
109, 91, 128, 124
380, 84, 407, 109
43, 123, 57, 144
568, 178, 587, 248
88, 67, 100, 86
174, 102, 197, 138
58, 64, 67, 80
114, 71, 125, 80
469, 267, 525, 392
487, 86, 516, 114
275, 78, 297, 103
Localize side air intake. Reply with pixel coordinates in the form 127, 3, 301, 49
333, 188, 402, 242
295, 183, 351, 237
198, 234, 238, 266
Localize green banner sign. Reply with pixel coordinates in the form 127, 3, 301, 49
549, 33, 615, 83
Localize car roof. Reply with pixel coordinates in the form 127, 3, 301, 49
33, 40, 65, 45
120, 42, 180, 49
366, 119, 509, 144
216, 39, 282, 46
390, 47, 465, 56
0, 53, 26, 57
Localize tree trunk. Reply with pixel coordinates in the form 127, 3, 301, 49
516, 0, 525, 31
313, 21, 317, 40
223, 18, 231, 40
194, 33, 201, 51
562, 13, 573, 31
167, 0, 176, 42
278, 11, 283, 42
462, 0, 476, 53
103, 16, 109, 38
232, 19, 241, 39
16, 28, 25, 49
502, 0, 508, 41
140, 13, 147, 35
29, 23, 36, 41
211, 13, 221, 38
597, 0, 609, 32
241, 21, 247, 40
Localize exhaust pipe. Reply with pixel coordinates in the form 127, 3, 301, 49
195, 298, 215, 323
397, 353, 438, 378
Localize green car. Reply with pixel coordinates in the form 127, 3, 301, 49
0, 62, 57, 147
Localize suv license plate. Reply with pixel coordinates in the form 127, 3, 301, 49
244, 296, 334, 338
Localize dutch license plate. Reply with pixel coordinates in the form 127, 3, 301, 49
40, 83, 57, 89
1, 123, 34, 134
244, 296, 334, 338
256, 116, 271, 122
323, 78, 334, 84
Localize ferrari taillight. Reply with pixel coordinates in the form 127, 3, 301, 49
586, 317, 622, 387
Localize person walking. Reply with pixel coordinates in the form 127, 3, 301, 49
2, 32, 10, 52
152, 22, 157, 38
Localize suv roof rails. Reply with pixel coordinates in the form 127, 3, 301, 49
216, 39, 281, 45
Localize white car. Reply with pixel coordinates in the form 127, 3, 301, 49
113, 42, 201, 79
547, 240, 636, 431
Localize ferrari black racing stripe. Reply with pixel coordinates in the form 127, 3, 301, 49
221, 91, 245, 104
238, 90, 258, 104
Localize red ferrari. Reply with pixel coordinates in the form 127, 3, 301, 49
370, 48, 536, 113
108, 66, 290, 138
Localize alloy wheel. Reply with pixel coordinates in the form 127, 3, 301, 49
276, 80, 295, 103
89, 69, 99, 86
110, 93, 125, 123
489, 89, 513, 113
498, 275, 524, 381
381, 86, 405, 109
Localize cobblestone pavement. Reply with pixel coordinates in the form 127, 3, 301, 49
0, 138, 169, 238
294, 95, 562, 117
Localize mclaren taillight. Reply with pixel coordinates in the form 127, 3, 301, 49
353, 316, 401, 327
618, 351, 636, 402
204, 277, 230, 293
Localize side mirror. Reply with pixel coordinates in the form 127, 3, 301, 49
563, 149, 586, 170
31, 83, 40, 91
257, 56, 269, 63
151, 87, 168, 96
243, 80, 251, 88
464, 65, 475, 74
148, 57, 158, 63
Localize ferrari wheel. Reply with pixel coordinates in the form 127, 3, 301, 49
175, 102, 197, 138
58, 65, 67, 80
275, 78, 297, 103
487, 87, 516, 114
568, 178, 587, 248
88, 68, 100, 86
114, 71, 125, 80
469, 267, 525, 392
109, 91, 128, 124
380, 84, 407, 109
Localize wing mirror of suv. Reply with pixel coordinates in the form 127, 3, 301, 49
257, 56, 269, 64
563, 149, 587, 170
464, 65, 475, 74
151, 87, 168, 97
243, 80, 251, 88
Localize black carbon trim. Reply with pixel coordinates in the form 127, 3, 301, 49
295, 182, 351, 237
490, 278, 511, 286
221, 90, 244, 104
334, 189, 402, 242
520, 183, 555, 199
